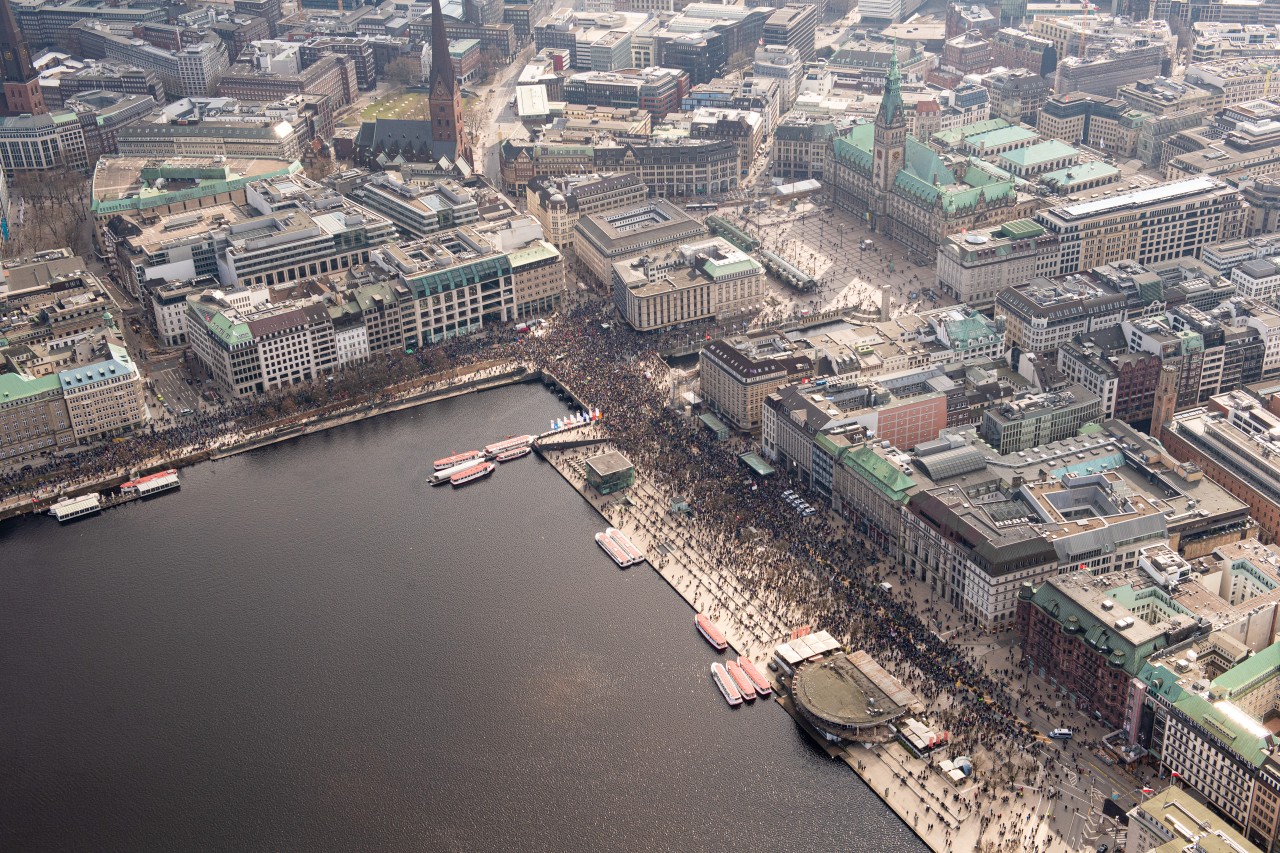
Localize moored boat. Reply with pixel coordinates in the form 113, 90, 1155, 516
120, 469, 180, 497
595, 527, 644, 567
726, 659, 757, 701
711, 662, 742, 706
495, 445, 531, 462
434, 450, 483, 471
48, 493, 101, 522
696, 613, 728, 651
738, 656, 772, 696
484, 434, 535, 456
450, 461, 495, 486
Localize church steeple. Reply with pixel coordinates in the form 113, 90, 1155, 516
872, 43, 906, 195
427, 0, 471, 166
0, 0, 44, 115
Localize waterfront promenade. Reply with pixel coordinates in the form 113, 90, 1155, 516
0, 360, 532, 523
540, 430, 1127, 853
5, 300, 1142, 852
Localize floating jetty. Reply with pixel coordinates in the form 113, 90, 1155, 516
595, 526, 644, 567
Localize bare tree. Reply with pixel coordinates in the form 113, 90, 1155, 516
6, 167, 93, 257
386, 56, 423, 88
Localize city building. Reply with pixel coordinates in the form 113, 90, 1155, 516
762, 376, 949, 482
979, 385, 1103, 453
336, 170, 478, 239
113, 98, 311, 161
360, 224, 565, 347
899, 421, 1248, 628
771, 114, 852, 181
752, 44, 804, 110
1134, 634, 1280, 851
560, 67, 689, 118
187, 294, 337, 397
829, 53, 1024, 262
1058, 329, 1163, 424
70, 23, 230, 99
1204, 234, 1280, 277
996, 270, 1130, 359
612, 237, 764, 332
532, 9, 649, 71
698, 333, 812, 432
499, 135, 739, 197
1162, 390, 1280, 541
38, 59, 165, 107
574, 199, 705, 285
935, 219, 1061, 311
103, 173, 397, 297
524, 172, 648, 249
1034, 176, 1247, 276
762, 4, 817, 62
1126, 788, 1264, 853
0, 0, 44, 115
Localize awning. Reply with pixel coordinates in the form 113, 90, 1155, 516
738, 451, 775, 476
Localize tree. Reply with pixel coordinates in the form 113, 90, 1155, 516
386, 55, 423, 88
5, 167, 93, 258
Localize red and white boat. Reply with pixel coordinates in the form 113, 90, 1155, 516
434, 450, 483, 471
726, 659, 757, 701
120, 469, 180, 498
711, 662, 742, 707
738, 656, 772, 696
450, 461, 495, 486
484, 434, 535, 456
696, 613, 728, 651
495, 445, 531, 462
595, 527, 644, 567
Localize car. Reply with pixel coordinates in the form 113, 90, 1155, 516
1049, 728, 1073, 740
1096, 845, 1108, 853
179, 408, 193, 416
782, 489, 794, 497
801, 509, 815, 517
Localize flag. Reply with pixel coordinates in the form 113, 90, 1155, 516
1141, 787, 1154, 794
1171, 771, 1181, 778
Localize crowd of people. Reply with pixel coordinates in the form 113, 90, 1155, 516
3, 292, 1120, 846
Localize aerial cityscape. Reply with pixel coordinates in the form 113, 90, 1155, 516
6, 0, 1280, 848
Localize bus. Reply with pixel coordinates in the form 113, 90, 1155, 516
684, 202, 718, 211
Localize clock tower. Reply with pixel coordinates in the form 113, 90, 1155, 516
872, 47, 906, 197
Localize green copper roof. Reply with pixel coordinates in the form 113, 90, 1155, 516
965, 126, 1038, 149
0, 370, 62, 404
932, 118, 1009, 147
1000, 139, 1079, 166
840, 445, 916, 503
1213, 643, 1280, 695
877, 47, 904, 127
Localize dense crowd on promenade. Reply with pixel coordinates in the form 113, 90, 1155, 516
462, 303, 1036, 754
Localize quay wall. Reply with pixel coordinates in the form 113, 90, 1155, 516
0, 363, 536, 525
